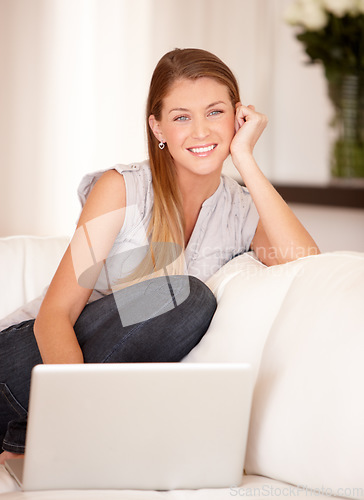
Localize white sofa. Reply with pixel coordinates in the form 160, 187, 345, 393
1, 235, 364, 500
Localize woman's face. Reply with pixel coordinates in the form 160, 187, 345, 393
149, 77, 236, 180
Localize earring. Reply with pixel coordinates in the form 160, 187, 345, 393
158, 141, 165, 150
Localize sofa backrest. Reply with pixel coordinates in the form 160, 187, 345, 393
0, 235, 69, 319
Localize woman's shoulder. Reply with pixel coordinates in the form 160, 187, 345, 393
86, 168, 126, 205
77, 160, 151, 209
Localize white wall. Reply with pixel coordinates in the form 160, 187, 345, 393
0, 0, 349, 241
0, 0, 153, 236
271, 0, 332, 184
290, 204, 364, 253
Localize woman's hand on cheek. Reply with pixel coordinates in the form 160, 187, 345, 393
230, 103, 268, 166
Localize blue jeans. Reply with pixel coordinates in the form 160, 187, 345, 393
0, 275, 217, 453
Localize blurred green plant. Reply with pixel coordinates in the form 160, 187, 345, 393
285, 0, 364, 178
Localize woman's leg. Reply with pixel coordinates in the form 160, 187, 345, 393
75, 275, 217, 363
0, 275, 216, 452
0, 319, 41, 453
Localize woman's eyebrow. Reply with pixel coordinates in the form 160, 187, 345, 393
168, 107, 189, 115
168, 100, 228, 115
207, 100, 227, 108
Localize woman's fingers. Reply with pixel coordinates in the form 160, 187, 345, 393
234, 104, 264, 136
230, 103, 268, 166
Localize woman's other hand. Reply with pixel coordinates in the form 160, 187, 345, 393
0, 450, 24, 465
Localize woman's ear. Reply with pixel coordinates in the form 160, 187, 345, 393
148, 115, 163, 142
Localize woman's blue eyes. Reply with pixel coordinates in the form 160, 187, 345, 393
174, 110, 222, 121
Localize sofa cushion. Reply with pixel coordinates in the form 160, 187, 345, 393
0, 236, 69, 322
244, 252, 364, 498
183, 252, 305, 383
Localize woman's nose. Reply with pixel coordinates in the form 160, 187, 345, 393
191, 117, 209, 140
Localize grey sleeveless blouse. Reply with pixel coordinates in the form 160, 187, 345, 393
77, 160, 259, 299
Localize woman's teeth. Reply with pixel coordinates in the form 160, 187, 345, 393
189, 145, 216, 153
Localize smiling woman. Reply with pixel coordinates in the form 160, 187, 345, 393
145, 48, 243, 251
148, 76, 237, 248
0, 47, 319, 463
145, 48, 319, 262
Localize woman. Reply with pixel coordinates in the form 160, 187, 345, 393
0, 48, 319, 464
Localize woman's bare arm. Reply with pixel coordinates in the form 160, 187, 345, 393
230, 104, 320, 266
34, 170, 126, 364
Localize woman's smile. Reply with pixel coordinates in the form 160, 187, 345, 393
187, 143, 218, 156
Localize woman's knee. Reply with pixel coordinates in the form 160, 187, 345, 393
101, 276, 217, 363
186, 275, 217, 317
76, 275, 217, 363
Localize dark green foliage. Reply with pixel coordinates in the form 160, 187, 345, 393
296, 13, 364, 78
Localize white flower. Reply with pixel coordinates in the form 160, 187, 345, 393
284, 0, 328, 30
284, 2, 302, 24
357, 0, 364, 14
322, 0, 358, 16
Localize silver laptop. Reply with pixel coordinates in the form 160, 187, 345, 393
5, 362, 253, 491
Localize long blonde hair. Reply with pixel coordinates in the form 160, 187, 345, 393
115, 49, 241, 288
